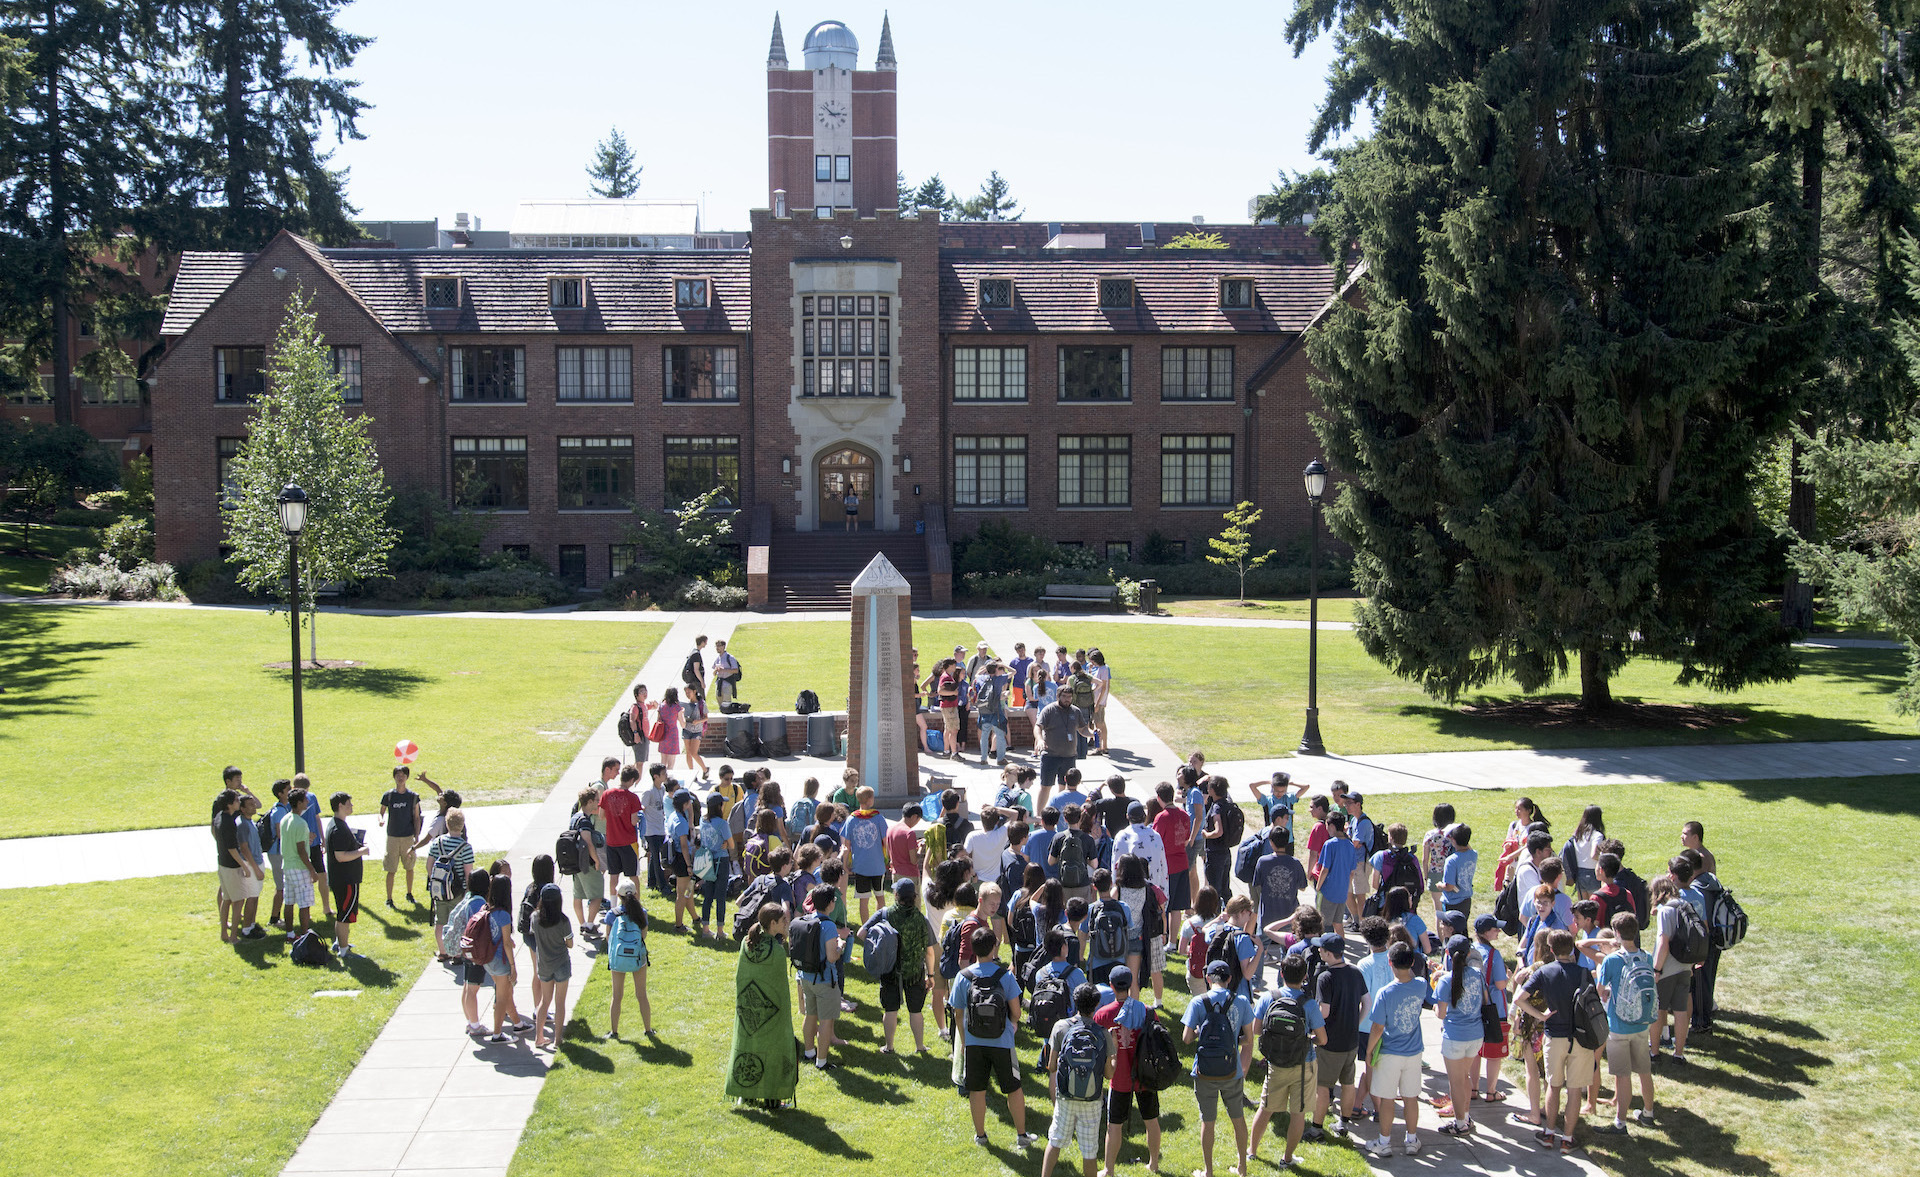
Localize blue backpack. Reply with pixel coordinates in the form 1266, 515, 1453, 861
1234, 832, 1269, 885
607, 913, 645, 970
1194, 991, 1240, 1078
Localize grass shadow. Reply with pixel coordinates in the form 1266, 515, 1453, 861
1711, 1008, 1827, 1042
625, 1031, 694, 1067
557, 1039, 615, 1073
0, 604, 135, 732
230, 935, 285, 972
1718, 774, 1920, 820
1400, 697, 1904, 750
731, 1102, 875, 1158
264, 665, 435, 699
1582, 1103, 1781, 1177
339, 953, 401, 988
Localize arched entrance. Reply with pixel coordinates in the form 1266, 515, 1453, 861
816, 444, 877, 531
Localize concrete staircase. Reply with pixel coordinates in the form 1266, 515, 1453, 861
766, 530, 934, 611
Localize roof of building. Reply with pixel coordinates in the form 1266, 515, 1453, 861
937, 221, 1320, 255
510, 199, 701, 238
160, 244, 752, 337
803, 19, 858, 69
938, 255, 1336, 334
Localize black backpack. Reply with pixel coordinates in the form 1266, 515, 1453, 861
1206, 923, 1243, 974
1493, 876, 1523, 937
1616, 866, 1651, 933
965, 964, 1011, 1040
998, 851, 1027, 900
1090, 898, 1130, 960
1364, 815, 1389, 857
681, 651, 702, 687
1057, 832, 1090, 889
1029, 966, 1074, 1037
257, 812, 278, 855
1132, 1014, 1181, 1091
796, 689, 820, 714
1571, 978, 1609, 1051
617, 709, 636, 746
1258, 989, 1311, 1068
789, 913, 828, 974
554, 827, 586, 875
1217, 800, 1245, 845
1667, 899, 1711, 965
289, 930, 330, 966
731, 874, 781, 940
1378, 847, 1421, 897
1010, 895, 1039, 953
1700, 876, 1748, 950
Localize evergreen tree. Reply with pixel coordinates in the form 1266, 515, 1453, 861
158, 0, 369, 250
910, 174, 951, 216
0, 2, 174, 426
586, 127, 640, 198
1253, 167, 1335, 228
1285, 0, 1808, 709
956, 170, 1020, 221
223, 290, 396, 654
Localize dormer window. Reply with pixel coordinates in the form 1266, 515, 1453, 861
550, 277, 585, 309
979, 279, 1014, 310
424, 277, 459, 308
1098, 278, 1134, 309
675, 278, 710, 309
1220, 279, 1255, 309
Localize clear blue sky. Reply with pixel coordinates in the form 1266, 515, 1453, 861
331, 0, 1357, 233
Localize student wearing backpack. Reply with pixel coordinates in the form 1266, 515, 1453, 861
695, 793, 736, 941
1361, 942, 1431, 1158
794, 883, 846, 1070
1207, 895, 1262, 1006
867, 877, 937, 1054
1520, 929, 1590, 1154
1042, 982, 1117, 1177
440, 869, 491, 1034
1084, 867, 1133, 985
1421, 804, 1457, 916
425, 809, 478, 956
1248, 953, 1328, 1168
1050, 804, 1098, 905
950, 927, 1038, 1149
478, 874, 532, 1043
1030, 927, 1088, 1044
1339, 793, 1378, 929
1593, 910, 1658, 1135
1115, 853, 1165, 1008
1183, 959, 1259, 1177
1201, 776, 1243, 899
1648, 873, 1698, 1065
1367, 822, 1423, 916
1438, 824, 1479, 918
599, 880, 653, 1039
1090, 965, 1162, 1172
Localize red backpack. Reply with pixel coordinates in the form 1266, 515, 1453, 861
460, 908, 497, 965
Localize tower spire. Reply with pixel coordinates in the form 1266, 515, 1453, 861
875, 11, 896, 70
767, 12, 788, 69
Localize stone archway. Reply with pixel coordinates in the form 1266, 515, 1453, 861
815, 443, 878, 531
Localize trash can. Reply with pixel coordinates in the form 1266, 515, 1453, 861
724, 713, 760, 758
805, 714, 839, 757
755, 713, 791, 757
1138, 578, 1159, 614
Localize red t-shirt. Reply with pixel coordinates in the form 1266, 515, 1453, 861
1305, 820, 1331, 881
884, 824, 920, 877
1095, 998, 1148, 1092
600, 787, 640, 847
1152, 808, 1191, 873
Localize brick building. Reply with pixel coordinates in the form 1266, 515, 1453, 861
150, 15, 1339, 607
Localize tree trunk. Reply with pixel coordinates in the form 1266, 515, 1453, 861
44, 1, 72, 428
308, 570, 317, 666
1579, 646, 1613, 712
1781, 112, 1825, 633
221, 0, 248, 228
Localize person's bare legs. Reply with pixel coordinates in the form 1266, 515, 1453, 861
634, 967, 652, 1032
609, 971, 625, 1038
491, 974, 513, 1034
908, 1010, 925, 1050
1561, 1082, 1583, 1143
460, 982, 480, 1029
1445, 1054, 1474, 1130
1229, 1114, 1249, 1174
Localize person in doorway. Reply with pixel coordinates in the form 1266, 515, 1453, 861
843, 487, 860, 531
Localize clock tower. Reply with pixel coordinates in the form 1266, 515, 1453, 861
766, 14, 899, 217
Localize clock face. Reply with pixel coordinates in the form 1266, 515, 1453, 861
817, 100, 848, 128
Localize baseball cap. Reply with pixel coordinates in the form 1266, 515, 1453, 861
1317, 932, 1346, 955
1107, 965, 1134, 991
1440, 910, 1468, 934
1447, 934, 1472, 954
541, 882, 563, 902
893, 877, 917, 898
1205, 960, 1232, 982
1127, 802, 1147, 822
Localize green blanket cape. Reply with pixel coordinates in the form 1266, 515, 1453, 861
725, 933, 798, 1102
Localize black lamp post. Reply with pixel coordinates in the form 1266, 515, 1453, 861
1298, 458, 1328, 755
277, 483, 310, 773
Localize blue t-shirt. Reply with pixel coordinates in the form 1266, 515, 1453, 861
1443, 848, 1479, 899
949, 962, 1023, 1050
1255, 985, 1326, 1061
1317, 838, 1362, 902
1086, 899, 1134, 969
1254, 853, 1308, 927
1356, 950, 1393, 1032
300, 799, 322, 843
1181, 989, 1256, 1079
265, 801, 292, 855
1351, 815, 1375, 856
1401, 910, 1431, 952
1258, 791, 1298, 828
664, 810, 691, 857
1680, 884, 1707, 921
796, 918, 839, 985
1480, 942, 1509, 1017
1370, 976, 1430, 1057
1432, 962, 1487, 1043
1204, 921, 1260, 1003
1598, 948, 1656, 1034
844, 811, 889, 877
1027, 828, 1057, 879
1185, 787, 1207, 838
1037, 959, 1087, 994
1054, 790, 1087, 813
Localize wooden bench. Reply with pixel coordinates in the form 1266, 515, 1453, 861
1038, 583, 1121, 611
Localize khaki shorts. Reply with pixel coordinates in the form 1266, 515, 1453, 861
218, 865, 261, 902
1606, 1031, 1652, 1077
1260, 1059, 1311, 1117
1545, 1036, 1595, 1090
384, 834, 417, 873
799, 978, 840, 1021
1369, 1051, 1422, 1101
1316, 1046, 1357, 1090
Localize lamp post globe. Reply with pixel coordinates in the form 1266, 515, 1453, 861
1299, 458, 1328, 755
276, 483, 309, 536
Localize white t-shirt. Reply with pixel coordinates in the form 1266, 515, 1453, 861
1088, 664, 1112, 705
965, 825, 1010, 868
1573, 829, 1604, 870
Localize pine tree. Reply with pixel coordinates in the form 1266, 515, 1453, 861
223, 290, 396, 655
956, 170, 1020, 222
586, 127, 640, 198
1206, 502, 1275, 602
910, 174, 951, 216
1286, 0, 1809, 709
159, 0, 369, 249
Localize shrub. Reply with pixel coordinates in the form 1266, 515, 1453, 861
1141, 530, 1185, 564
50, 506, 116, 528
100, 515, 155, 570
953, 518, 1063, 576
385, 487, 490, 574
48, 553, 182, 600
672, 578, 748, 610
450, 566, 575, 606
175, 556, 252, 603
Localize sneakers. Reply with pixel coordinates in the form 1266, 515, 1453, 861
1301, 1124, 1326, 1143
1402, 1135, 1421, 1155
406, 892, 417, 904
973, 1135, 990, 1147
1593, 1122, 1629, 1136
1439, 1121, 1474, 1137
1015, 1133, 1039, 1149
1363, 1136, 1395, 1158
1633, 1110, 1658, 1126
482, 1032, 513, 1044
241, 925, 267, 940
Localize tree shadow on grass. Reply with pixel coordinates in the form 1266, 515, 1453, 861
1399, 698, 1902, 751
1582, 1104, 1780, 1177
264, 665, 434, 699
731, 1103, 874, 1159
0, 603, 134, 732
1680, 1032, 1829, 1099
1714, 774, 1920, 821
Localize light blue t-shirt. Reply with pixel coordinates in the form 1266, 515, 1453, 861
265, 801, 292, 856
1432, 962, 1487, 1043
1371, 976, 1430, 1057
1317, 838, 1361, 902
1255, 985, 1326, 1061
1258, 791, 1298, 826
1054, 790, 1087, 813
1680, 884, 1707, 921
1181, 989, 1256, 1079
1480, 942, 1509, 1017
664, 809, 691, 855
1037, 959, 1086, 994
1443, 848, 1480, 899
1356, 950, 1393, 1032
1402, 910, 1431, 952
949, 961, 1023, 1050
844, 811, 889, 877
1185, 786, 1207, 839
1598, 948, 1657, 1034
1027, 828, 1057, 879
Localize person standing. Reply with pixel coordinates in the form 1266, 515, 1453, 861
1252, 827, 1307, 979
1311, 811, 1360, 930
1248, 953, 1328, 1168
1439, 824, 1479, 918
1421, 803, 1458, 916
950, 927, 1038, 1149
1183, 959, 1260, 1177
1040, 982, 1116, 1177
1522, 929, 1592, 1154
1649, 874, 1696, 1065
1201, 776, 1244, 899
1008, 643, 1033, 705
1036, 692, 1089, 805
325, 792, 371, 958
696, 793, 736, 940
867, 877, 937, 1054
481, 874, 531, 1044
843, 787, 891, 924
711, 639, 741, 710
626, 683, 652, 766
1095, 966, 1162, 1172
843, 486, 860, 531
1308, 932, 1368, 1138
598, 762, 644, 898
976, 660, 1013, 766
232, 794, 268, 940
1594, 911, 1659, 1136
1112, 801, 1167, 899
1431, 935, 1488, 1138
795, 883, 846, 1070
379, 766, 439, 909
728, 905, 797, 1107
885, 805, 924, 893
1341, 793, 1377, 929
1085, 649, 1113, 756
530, 884, 573, 1052
211, 786, 254, 944
277, 787, 316, 937
427, 809, 479, 954
1361, 943, 1431, 1157
601, 880, 654, 1040
264, 779, 292, 930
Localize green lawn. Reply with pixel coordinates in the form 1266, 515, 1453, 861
0, 604, 667, 837
726, 619, 987, 714
1038, 623, 1915, 757
0, 872, 421, 1176
0, 520, 96, 595
1158, 595, 1360, 624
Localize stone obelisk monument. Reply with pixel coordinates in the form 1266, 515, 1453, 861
847, 554, 918, 803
